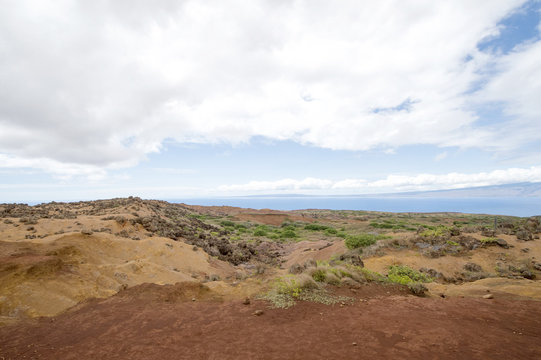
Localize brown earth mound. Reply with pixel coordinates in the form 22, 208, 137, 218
1, 283, 540, 360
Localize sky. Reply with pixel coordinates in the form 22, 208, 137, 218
1, 0, 541, 202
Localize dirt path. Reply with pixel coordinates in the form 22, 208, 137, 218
1, 283, 541, 359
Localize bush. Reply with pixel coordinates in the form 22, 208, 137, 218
260, 274, 319, 308
311, 269, 327, 282
324, 272, 341, 285
220, 220, 235, 227
387, 265, 432, 285
480, 237, 497, 244
345, 233, 382, 249
420, 226, 451, 238
305, 223, 330, 231
253, 229, 268, 237
280, 229, 298, 239
408, 282, 428, 296
324, 228, 338, 236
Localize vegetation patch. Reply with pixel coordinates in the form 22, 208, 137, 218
345, 233, 389, 249
387, 265, 432, 285
258, 275, 352, 309
304, 223, 330, 231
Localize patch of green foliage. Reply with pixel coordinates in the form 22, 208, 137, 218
311, 269, 327, 282
387, 265, 432, 285
324, 228, 338, 236
253, 228, 268, 237
220, 220, 235, 227
446, 240, 459, 246
280, 229, 298, 239
304, 223, 330, 231
480, 237, 498, 244
258, 275, 352, 309
419, 225, 451, 238
345, 233, 389, 249
369, 218, 418, 232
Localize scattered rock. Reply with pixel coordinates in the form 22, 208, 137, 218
521, 248, 530, 253
483, 294, 494, 299
339, 251, 364, 267
516, 230, 533, 241
495, 238, 509, 249
520, 270, 535, 280
481, 228, 496, 237
253, 310, 264, 316
533, 263, 541, 271
463, 263, 482, 272
243, 298, 251, 305
352, 342, 357, 346
81, 229, 93, 235
419, 267, 443, 280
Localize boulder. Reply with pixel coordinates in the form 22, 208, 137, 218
463, 263, 482, 272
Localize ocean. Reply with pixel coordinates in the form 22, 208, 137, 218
171, 197, 541, 217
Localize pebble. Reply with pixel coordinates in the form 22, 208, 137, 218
243, 298, 251, 305
483, 294, 494, 299
253, 310, 264, 316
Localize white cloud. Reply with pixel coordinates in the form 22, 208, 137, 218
0, 0, 539, 177
435, 152, 448, 161
218, 166, 541, 194
0, 154, 107, 180
219, 177, 334, 192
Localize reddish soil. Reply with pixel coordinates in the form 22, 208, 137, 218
183, 204, 315, 225
1, 283, 540, 360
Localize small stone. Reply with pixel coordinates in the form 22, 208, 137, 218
81, 229, 93, 235
253, 310, 264, 316
483, 294, 494, 299
192, 297, 196, 302
352, 342, 357, 346
243, 298, 251, 305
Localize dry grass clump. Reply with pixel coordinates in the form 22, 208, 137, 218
259, 271, 355, 308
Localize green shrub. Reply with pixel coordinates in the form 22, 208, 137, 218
345, 233, 382, 249
253, 229, 268, 237
304, 223, 330, 231
280, 229, 298, 239
480, 237, 497, 244
387, 265, 431, 285
220, 220, 235, 227
324, 228, 338, 236
311, 269, 327, 282
420, 225, 451, 238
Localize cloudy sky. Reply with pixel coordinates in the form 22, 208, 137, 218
1, 0, 541, 202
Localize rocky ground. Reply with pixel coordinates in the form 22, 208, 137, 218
1, 198, 540, 358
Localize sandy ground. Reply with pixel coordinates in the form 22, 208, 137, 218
0, 232, 235, 321
1, 283, 540, 360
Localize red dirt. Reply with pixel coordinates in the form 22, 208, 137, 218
1, 283, 540, 360
183, 204, 315, 225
